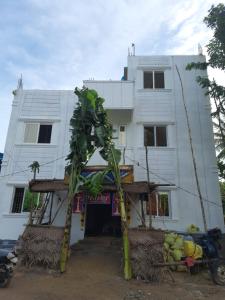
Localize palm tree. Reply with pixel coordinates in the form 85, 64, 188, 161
29, 161, 40, 180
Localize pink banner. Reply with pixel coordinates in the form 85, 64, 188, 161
72, 193, 84, 213
88, 193, 111, 204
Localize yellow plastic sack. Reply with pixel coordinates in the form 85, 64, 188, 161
187, 224, 200, 233
184, 241, 203, 259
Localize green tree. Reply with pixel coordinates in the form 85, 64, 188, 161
214, 120, 225, 179
219, 181, 225, 217
186, 3, 225, 179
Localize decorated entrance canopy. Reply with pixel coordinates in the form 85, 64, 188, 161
29, 164, 174, 194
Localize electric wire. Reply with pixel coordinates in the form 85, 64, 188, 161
0, 155, 67, 178
0, 151, 222, 209
124, 154, 223, 209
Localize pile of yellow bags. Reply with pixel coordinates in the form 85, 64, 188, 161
183, 240, 203, 259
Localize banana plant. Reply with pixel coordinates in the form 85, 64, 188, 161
60, 87, 131, 280
106, 146, 132, 279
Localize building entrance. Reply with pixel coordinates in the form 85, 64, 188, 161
85, 203, 121, 237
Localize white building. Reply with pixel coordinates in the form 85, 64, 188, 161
0, 54, 224, 243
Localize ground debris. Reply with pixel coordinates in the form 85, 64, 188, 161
124, 289, 150, 300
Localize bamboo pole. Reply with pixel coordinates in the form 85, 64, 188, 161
48, 192, 54, 224
51, 196, 66, 225
175, 65, 207, 232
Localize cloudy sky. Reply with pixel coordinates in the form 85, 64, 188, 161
0, 0, 224, 151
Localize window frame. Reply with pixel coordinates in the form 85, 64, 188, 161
143, 70, 165, 89
144, 125, 167, 147
155, 191, 171, 217
146, 191, 171, 218
23, 122, 52, 144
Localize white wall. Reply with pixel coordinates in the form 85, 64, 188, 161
84, 81, 134, 109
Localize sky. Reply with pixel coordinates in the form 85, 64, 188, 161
0, 0, 224, 152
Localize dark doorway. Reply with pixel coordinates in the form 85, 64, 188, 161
85, 204, 121, 237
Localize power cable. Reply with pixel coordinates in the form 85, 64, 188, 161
0, 151, 222, 209
0, 155, 67, 179
125, 154, 223, 209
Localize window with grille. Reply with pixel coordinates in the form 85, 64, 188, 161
11, 188, 24, 213
146, 191, 170, 217
11, 187, 41, 213
143, 71, 165, 89
24, 123, 52, 144
144, 126, 167, 146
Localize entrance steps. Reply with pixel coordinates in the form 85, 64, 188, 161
71, 236, 122, 257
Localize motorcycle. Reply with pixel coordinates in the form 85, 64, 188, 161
0, 249, 17, 287
191, 228, 225, 285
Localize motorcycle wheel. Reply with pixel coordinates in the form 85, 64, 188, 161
190, 264, 200, 275
210, 261, 225, 286
0, 277, 10, 288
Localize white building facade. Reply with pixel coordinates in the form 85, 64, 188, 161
0, 54, 224, 243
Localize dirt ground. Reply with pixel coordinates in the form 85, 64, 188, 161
1, 237, 225, 300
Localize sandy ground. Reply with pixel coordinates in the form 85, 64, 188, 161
1, 236, 225, 300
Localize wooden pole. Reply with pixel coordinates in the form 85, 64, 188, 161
51, 196, 66, 225
145, 146, 152, 228
126, 193, 146, 227
48, 192, 54, 224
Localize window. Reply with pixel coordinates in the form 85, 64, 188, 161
146, 191, 170, 217
11, 187, 41, 213
143, 71, 165, 89
144, 126, 167, 147
24, 123, 52, 144
119, 125, 126, 146
154, 71, 165, 88
144, 72, 153, 89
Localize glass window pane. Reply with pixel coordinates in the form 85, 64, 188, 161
154, 71, 165, 88
158, 192, 169, 216
144, 72, 153, 88
38, 124, 52, 143
156, 126, 167, 146
12, 188, 24, 213
24, 123, 39, 143
144, 127, 154, 146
